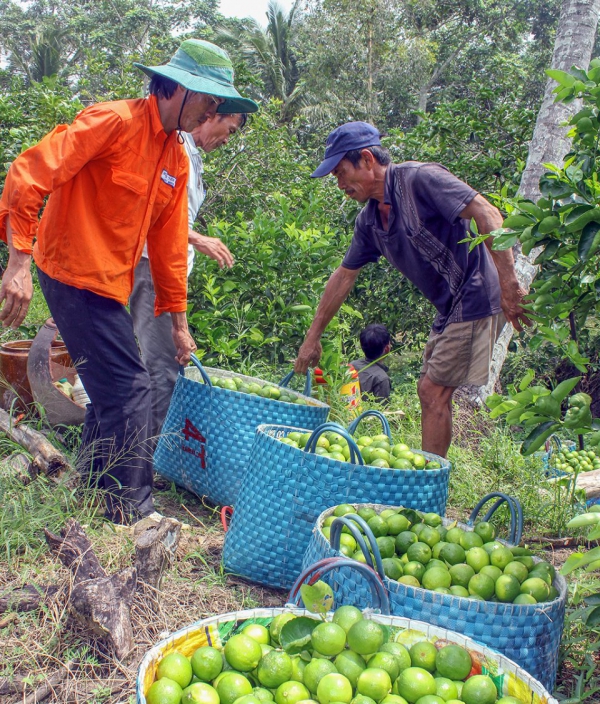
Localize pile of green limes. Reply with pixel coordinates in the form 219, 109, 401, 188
279, 430, 442, 470
324, 504, 558, 605
552, 447, 600, 473
146, 606, 527, 704
210, 376, 309, 405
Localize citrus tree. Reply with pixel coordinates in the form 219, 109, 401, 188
486, 60, 600, 454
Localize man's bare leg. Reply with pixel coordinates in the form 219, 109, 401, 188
417, 374, 456, 458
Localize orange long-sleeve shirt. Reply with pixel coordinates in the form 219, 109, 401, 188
0, 95, 189, 314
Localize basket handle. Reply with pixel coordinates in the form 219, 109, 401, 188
468, 492, 523, 546
330, 515, 386, 580
303, 423, 364, 465
280, 370, 312, 397
287, 557, 390, 615
179, 354, 212, 386
347, 410, 392, 441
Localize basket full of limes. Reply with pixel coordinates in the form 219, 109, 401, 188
154, 356, 329, 506
222, 414, 450, 589
301, 497, 566, 692
137, 558, 558, 704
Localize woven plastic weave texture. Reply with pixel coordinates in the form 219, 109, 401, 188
153, 369, 329, 506
302, 504, 566, 692
222, 425, 450, 589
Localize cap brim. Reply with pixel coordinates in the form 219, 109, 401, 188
311, 152, 345, 178
134, 63, 259, 113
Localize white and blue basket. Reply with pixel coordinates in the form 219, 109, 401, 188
302, 498, 566, 693
222, 415, 451, 589
154, 356, 329, 506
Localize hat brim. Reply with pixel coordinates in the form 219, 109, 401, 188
134, 63, 259, 114
311, 152, 346, 178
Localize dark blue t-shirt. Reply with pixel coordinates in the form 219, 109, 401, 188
342, 162, 502, 333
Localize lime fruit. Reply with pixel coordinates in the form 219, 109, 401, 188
333, 605, 364, 633
480, 565, 502, 582
382, 558, 403, 580
157, 652, 194, 689
358, 507, 378, 522
368, 516, 389, 537
242, 624, 270, 645
147, 678, 184, 704
356, 668, 392, 701
406, 542, 432, 565
445, 528, 465, 545
435, 645, 472, 680
419, 526, 441, 549
217, 674, 254, 704
460, 532, 484, 550
367, 652, 400, 681
408, 642, 437, 673
403, 561, 426, 582
449, 585, 469, 597
473, 521, 495, 543
224, 634, 263, 672
392, 458, 414, 470
520, 577, 550, 602
434, 677, 458, 701
181, 683, 221, 704
303, 659, 338, 694
394, 667, 436, 703
422, 568, 451, 591
311, 622, 347, 656
503, 560, 529, 584
380, 643, 412, 673
191, 647, 223, 682
465, 547, 490, 573
290, 657, 307, 683
316, 673, 353, 704
233, 697, 262, 704
347, 620, 385, 655
495, 574, 521, 603
253, 688, 274, 702
257, 651, 293, 688
275, 681, 311, 704
335, 650, 366, 688
377, 536, 397, 559
489, 547, 513, 570
395, 532, 418, 554
398, 575, 420, 587
460, 675, 497, 704
381, 696, 409, 704
468, 573, 495, 600
448, 564, 475, 589
334, 504, 355, 517
439, 544, 466, 566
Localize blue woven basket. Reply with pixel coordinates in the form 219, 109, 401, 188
302, 498, 566, 692
222, 416, 450, 589
153, 356, 329, 506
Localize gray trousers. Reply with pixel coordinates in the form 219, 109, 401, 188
130, 258, 180, 439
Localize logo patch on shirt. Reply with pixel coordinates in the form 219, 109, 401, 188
161, 169, 177, 188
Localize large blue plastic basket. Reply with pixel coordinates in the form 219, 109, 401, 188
153, 356, 329, 506
302, 496, 566, 692
222, 413, 451, 589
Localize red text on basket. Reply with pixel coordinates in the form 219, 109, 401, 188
182, 418, 207, 469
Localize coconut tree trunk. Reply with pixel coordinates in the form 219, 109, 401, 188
471, 0, 600, 404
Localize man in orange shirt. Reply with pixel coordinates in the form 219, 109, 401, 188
0, 39, 258, 525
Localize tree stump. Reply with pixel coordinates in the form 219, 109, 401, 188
134, 517, 182, 596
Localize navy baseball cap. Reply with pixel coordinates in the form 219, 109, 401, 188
311, 122, 382, 178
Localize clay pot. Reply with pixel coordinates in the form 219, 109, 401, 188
0, 337, 71, 411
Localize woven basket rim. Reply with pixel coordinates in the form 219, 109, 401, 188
254, 424, 451, 471
136, 606, 558, 704
313, 502, 568, 609
184, 366, 329, 409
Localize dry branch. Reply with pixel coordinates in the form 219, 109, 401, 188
0, 584, 60, 614
0, 408, 70, 475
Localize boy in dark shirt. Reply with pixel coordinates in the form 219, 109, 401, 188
351, 323, 392, 403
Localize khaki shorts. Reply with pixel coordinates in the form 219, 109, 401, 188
420, 313, 506, 388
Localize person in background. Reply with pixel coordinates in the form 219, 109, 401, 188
0, 39, 257, 525
131, 110, 247, 439
351, 323, 392, 403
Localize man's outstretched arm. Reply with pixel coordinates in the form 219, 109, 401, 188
294, 265, 360, 372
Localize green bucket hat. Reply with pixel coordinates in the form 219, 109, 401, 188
134, 39, 258, 114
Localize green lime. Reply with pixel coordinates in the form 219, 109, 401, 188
382, 557, 403, 580
445, 528, 465, 544
460, 675, 497, 704
333, 605, 364, 633
473, 521, 495, 543
257, 651, 293, 688
347, 620, 385, 655
449, 585, 470, 597
380, 642, 411, 673
303, 659, 338, 694
367, 652, 400, 681
520, 577, 550, 602
217, 674, 254, 704
356, 668, 392, 701
147, 678, 183, 704
435, 645, 472, 680
422, 567, 451, 591
513, 593, 537, 605
191, 646, 224, 682
358, 507, 378, 522
395, 532, 418, 554
406, 542, 432, 565
368, 516, 390, 537
480, 565, 502, 582
503, 561, 529, 584
157, 652, 194, 689
334, 651, 366, 688
439, 544, 466, 565
311, 622, 347, 656
316, 673, 353, 704
182, 683, 221, 704
270, 613, 297, 644
290, 657, 307, 683
468, 573, 495, 600
419, 526, 441, 549
387, 514, 411, 535
465, 548, 490, 573
398, 575, 421, 587
394, 667, 436, 702
409, 642, 437, 672
489, 547, 513, 570
495, 574, 521, 603
403, 561, 426, 582
448, 564, 475, 589
334, 504, 356, 517
377, 536, 396, 559
459, 532, 484, 550
242, 624, 271, 645
224, 634, 263, 672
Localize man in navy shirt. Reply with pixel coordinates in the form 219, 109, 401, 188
295, 122, 529, 457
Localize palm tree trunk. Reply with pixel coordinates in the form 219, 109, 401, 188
467, 0, 600, 405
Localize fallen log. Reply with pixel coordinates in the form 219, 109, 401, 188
0, 584, 60, 615
0, 408, 70, 476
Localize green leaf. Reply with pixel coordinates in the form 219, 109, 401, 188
502, 215, 533, 229
280, 616, 318, 654
585, 606, 600, 627
546, 68, 577, 87
491, 233, 518, 251
578, 222, 600, 261
538, 216, 561, 234
299, 581, 334, 615
521, 420, 560, 455
518, 370, 536, 391
551, 376, 582, 402
489, 400, 519, 419
561, 546, 600, 575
